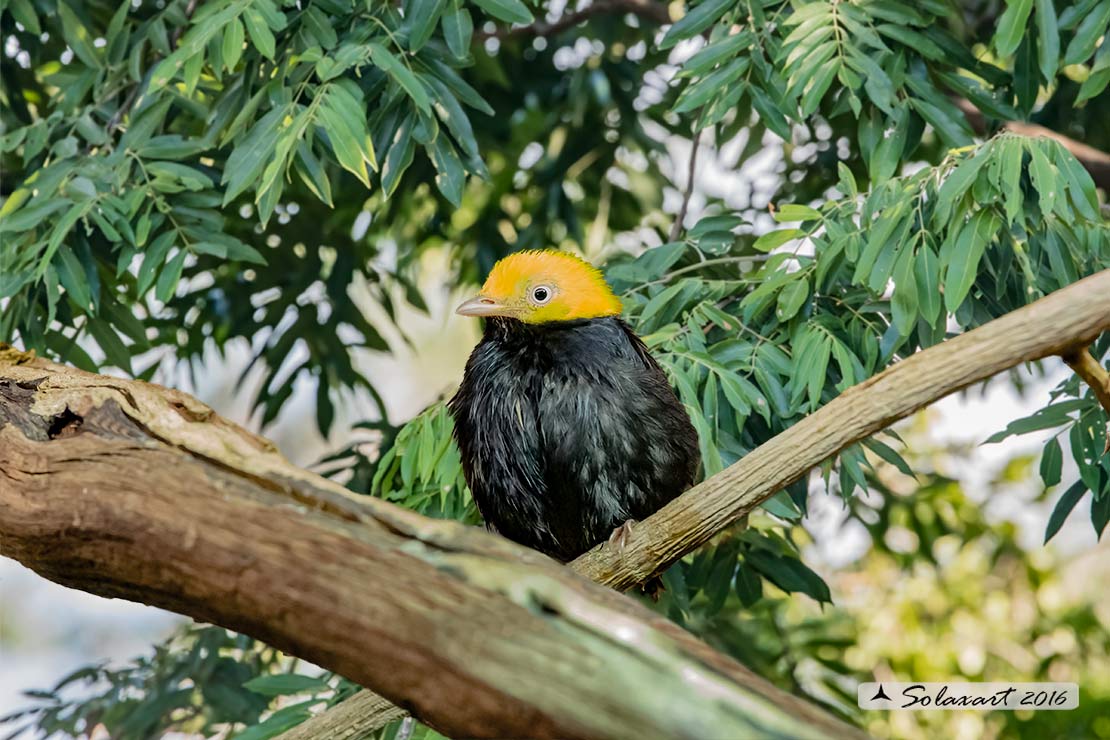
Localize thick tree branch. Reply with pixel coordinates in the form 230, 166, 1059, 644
956, 98, 1110, 191
0, 349, 861, 740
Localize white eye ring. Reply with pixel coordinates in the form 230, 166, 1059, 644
530, 285, 554, 305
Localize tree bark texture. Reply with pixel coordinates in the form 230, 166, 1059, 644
0, 350, 860, 740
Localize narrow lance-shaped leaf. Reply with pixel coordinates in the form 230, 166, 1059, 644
471, 0, 533, 25
996, 0, 1035, 57
1035, 0, 1060, 81
944, 209, 1001, 313
1045, 480, 1087, 543
368, 43, 432, 115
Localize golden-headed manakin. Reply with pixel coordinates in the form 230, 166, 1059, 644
449, 250, 699, 562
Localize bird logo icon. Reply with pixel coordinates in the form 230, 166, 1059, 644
871, 685, 892, 702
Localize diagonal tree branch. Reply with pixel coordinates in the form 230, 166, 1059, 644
0, 350, 862, 740
573, 269, 1110, 588
288, 269, 1110, 736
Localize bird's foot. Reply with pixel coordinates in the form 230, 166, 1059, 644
641, 576, 666, 602
607, 519, 638, 553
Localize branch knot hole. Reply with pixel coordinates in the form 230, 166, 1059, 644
47, 408, 83, 439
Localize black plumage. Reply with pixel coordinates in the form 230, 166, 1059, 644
449, 315, 700, 562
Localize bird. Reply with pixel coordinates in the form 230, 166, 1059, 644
448, 249, 700, 565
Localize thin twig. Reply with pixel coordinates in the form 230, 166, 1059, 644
669, 127, 703, 242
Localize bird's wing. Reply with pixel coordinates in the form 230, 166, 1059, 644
537, 320, 699, 530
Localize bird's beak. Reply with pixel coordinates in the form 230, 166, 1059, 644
455, 295, 510, 317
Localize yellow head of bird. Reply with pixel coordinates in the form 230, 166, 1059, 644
456, 250, 622, 324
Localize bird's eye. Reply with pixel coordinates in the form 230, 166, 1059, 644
531, 285, 553, 305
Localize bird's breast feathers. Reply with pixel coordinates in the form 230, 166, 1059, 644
449, 315, 699, 560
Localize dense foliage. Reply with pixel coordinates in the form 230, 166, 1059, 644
2, 0, 1109, 735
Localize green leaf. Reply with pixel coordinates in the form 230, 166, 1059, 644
318, 91, 373, 188
864, 438, 915, 477
807, 331, 831, 409
243, 8, 276, 59
405, 0, 447, 51
155, 249, 188, 302
999, 138, 1025, 223
869, 106, 908, 182
55, 248, 94, 312
673, 57, 749, 114
223, 17, 246, 71
1093, 485, 1110, 539
762, 491, 803, 521
1076, 61, 1110, 103
734, 563, 763, 606
0, 198, 71, 233
935, 150, 987, 227
1044, 480, 1085, 542
697, 230, 734, 255
1054, 143, 1100, 219
191, 241, 228, 258
984, 402, 1085, 443
910, 97, 973, 148
750, 85, 792, 140
681, 30, 752, 76
800, 61, 839, 116
243, 674, 329, 696
442, 1, 473, 59
1063, 0, 1110, 63
996, 0, 1034, 57
745, 549, 831, 603
233, 705, 314, 740
773, 204, 822, 223
427, 135, 466, 206
1035, 0, 1060, 80
776, 278, 809, 321
1027, 142, 1059, 216
1040, 437, 1063, 488
943, 209, 1000, 313
471, 0, 533, 25
293, 140, 334, 206
87, 319, 132, 373
36, 202, 86, 279
9, 0, 42, 34
660, 0, 734, 50
891, 244, 917, 335
914, 245, 941, 322
137, 231, 176, 296
222, 106, 286, 204
303, 6, 338, 49
58, 1, 102, 68
368, 43, 432, 115
382, 113, 417, 197
753, 228, 803, 252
